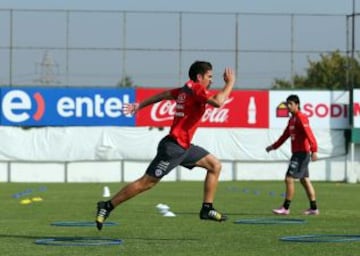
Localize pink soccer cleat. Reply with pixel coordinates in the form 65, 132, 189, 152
272, 206, 290, 215
303, 208, 319, 215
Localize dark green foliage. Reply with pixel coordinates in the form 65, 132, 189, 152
272, 50, 360, 89
117, 75, 135, 87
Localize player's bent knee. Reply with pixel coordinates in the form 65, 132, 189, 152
211, 160, 222, 174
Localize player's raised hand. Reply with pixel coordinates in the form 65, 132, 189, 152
123, 103, 139, 115
223, 67, 235, 83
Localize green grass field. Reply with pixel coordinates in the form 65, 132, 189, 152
1, 181, 360, 256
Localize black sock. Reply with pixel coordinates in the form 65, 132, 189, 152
310, 200, 317, 210
105, 200, 114, 211
202, 202, 213, 210
283, 199, 291, 210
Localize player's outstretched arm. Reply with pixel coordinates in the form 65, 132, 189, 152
123, 102, 140, 115
123, 90, 173, 115
207, 67, 235, 108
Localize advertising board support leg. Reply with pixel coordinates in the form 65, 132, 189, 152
7, 161, 11, 183
346, 142, 357, 183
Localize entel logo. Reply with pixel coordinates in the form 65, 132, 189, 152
2, 90, 131, 123
2, 90, 45, 122
56, 94, 130, 118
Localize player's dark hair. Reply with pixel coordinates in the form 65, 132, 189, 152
188, 61, 212, 82
286, 94, 300, 106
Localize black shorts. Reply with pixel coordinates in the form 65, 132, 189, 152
146, 136, 209, 179
286, 152, 310, 179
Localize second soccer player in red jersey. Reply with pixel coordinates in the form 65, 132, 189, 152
95, 61, 235, 230
266, 94, 319, 216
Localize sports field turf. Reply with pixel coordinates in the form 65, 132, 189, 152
1, 181, 360, 255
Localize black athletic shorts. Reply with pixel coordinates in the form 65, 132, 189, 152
146, 136, 209, 179
286, 152, 310, 179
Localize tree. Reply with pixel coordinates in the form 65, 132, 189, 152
272, 50, 360, 89
116, 75, 135, 87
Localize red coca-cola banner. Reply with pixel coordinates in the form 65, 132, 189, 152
135, 88, 269, 128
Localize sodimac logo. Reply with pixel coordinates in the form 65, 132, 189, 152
1, 89, 45, 123
276, 102, 289, 118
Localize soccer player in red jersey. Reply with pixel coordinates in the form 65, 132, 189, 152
266, 94, 319, 216
95, 61, 235, 230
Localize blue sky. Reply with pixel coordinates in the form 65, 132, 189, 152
0, 0, 357, 14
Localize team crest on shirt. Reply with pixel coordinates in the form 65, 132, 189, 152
177, 93, 186, 103
175, 93, 186, 117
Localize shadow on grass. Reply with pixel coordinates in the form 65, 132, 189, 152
175, 211, 274, 216
0, 233, 199, 242
0, 234, 107, 240
122, 237, 200, 241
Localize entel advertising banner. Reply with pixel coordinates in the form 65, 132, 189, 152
0, 87, 357, 128
270, 91, 350, 129
135, 88, 269, 128
0, 87, 135, 126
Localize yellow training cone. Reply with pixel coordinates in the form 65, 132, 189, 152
20, 198, 32, 205
31, 197, 43, 202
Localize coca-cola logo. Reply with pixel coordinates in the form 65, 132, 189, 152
150, 97, 233, 123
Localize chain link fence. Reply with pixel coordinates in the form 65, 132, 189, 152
0, 9, 359, 89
